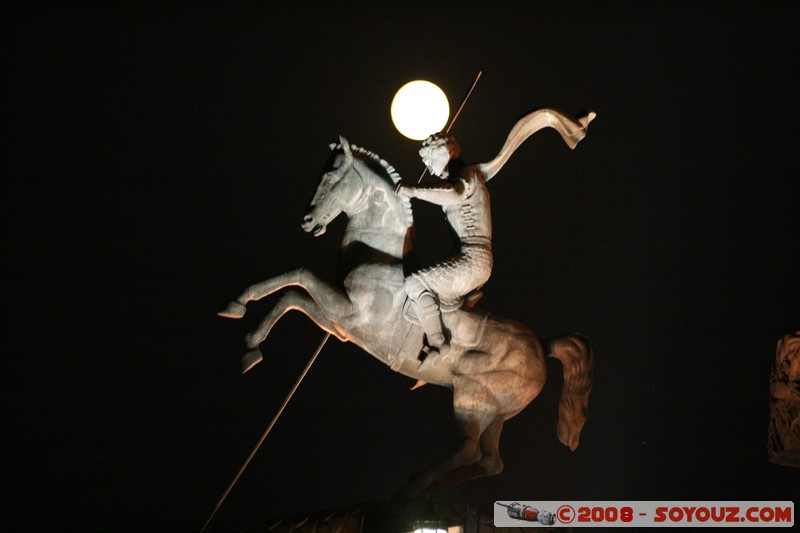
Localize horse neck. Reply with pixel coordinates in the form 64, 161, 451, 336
341, 159, 412, 264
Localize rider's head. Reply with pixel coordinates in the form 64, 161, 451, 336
419, 133, 460, 178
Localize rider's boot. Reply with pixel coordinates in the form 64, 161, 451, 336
405, 277, 450, 364
415, 290, 450, 364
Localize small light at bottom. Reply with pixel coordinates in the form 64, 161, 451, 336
410, 519, 452, 533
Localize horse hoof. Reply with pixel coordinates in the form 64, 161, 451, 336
241, 350, 263, 374
218, 300, 247, 319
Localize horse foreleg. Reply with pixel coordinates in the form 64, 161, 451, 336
219, 267, 347, 319
241, 289, 345, 373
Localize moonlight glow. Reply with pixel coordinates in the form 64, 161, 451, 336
391, 80, 450, 140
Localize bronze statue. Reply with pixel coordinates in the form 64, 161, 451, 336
219, 109, 596, 498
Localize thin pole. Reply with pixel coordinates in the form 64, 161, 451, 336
200, 333, 331, 533
418, 70, 483, 183
445, 70, 482, 135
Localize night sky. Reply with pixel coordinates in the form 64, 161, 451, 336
4, 2, 798, 531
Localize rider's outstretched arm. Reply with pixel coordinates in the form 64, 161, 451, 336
395, 178, 469, 206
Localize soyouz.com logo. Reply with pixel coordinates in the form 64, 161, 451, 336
494, 501, 794, 527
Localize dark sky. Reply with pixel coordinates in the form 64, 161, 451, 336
4, 2, 798, 531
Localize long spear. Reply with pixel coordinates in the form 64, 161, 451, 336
200, 333, 329, 532
418, 70, 482, 183
201, 70, 482, 532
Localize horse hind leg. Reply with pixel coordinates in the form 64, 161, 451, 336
408, 350, 546, 495
241, 289, 344, 373
396, 409, 494, 501
428, 415, 506, 494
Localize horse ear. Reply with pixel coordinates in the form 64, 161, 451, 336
339, 135, 353, 167
339, 136, 352, 156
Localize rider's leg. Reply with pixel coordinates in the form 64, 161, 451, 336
404, 275, 450, 356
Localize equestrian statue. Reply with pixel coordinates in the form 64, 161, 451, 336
219, 108, 596, 499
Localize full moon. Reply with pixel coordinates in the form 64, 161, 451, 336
391, 80, 450, 141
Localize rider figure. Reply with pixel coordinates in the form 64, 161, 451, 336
395, 133, 493, 363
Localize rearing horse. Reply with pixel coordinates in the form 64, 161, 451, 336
219, 109, 595, 498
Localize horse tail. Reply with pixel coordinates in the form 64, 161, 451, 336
478, 108, 596, 181
547, 333, 594, 451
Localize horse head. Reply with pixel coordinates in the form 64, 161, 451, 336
302, 136, 412, 242
301, 136, 364, 237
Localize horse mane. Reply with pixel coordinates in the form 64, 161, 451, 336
329, 142, 401, 185
329, 141, 413, 227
